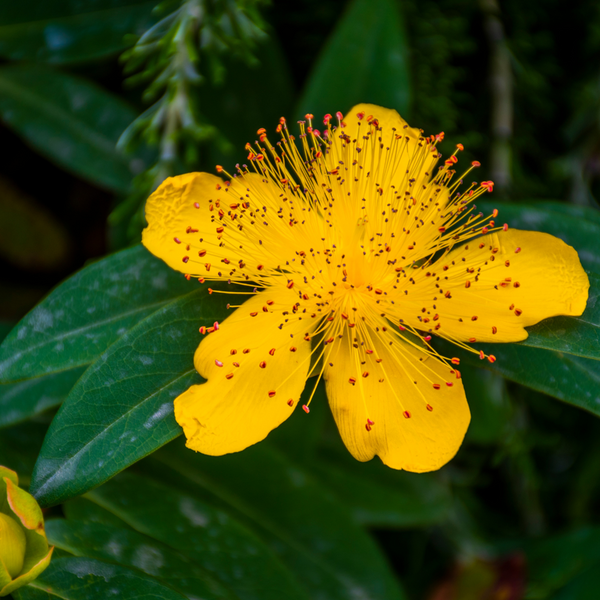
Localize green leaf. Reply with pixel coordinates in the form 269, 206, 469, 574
63, 497, 132, 529
0, 1, 156, 65
29, 287, 229, 507
12, 556, 187, 600
307, 441, 453, 528
0, 420, 48, 477
438, 339, 600, 417
551, 566, 600, 600
0, 64, 141, 193
296, 0, 410, 121
84, 472, 309, 600
46, 519, 240, 600
0, 245, 193, 384
0, 367, 84, 429
148, 439, 408, 600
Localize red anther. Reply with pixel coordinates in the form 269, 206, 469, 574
426, 404, 433, 412
451, 358, 460, 365
215, 359, 224, 367
469, 337, 477, 343
445, 159, 454, 166
198, 277, 205, 283
266, 300, 275, 306
302, 293, 310, 300
365, 423, 372, 432
403, 411, 411, 419
336, 111, 344, 121
247, 152, 255, 160
362, 371, 369, 378
216, 165, 224, 173
243, 348, 250, 354
194, 202, 200, 208
230, 349, 237, 355
257, 264, 264, 270
304, 113, 314, 121
250, 311, 258, 317
433, 383, 441, 390
514, 282, 520, 288
268, 390, 276, 398
374, 289, 383, 295
208, 288, 214, 295
505, 260, 510, 267
313, 129, 321, 136
515, 308, 523, 316
365, 349, 374, 354
323, 114, 332, 125
492, 326, 498, 334
341, 313, 348, 320
502, 223, 508, 231
367, 419, 375, 426
304, 334, 311, 341
481, 180, 494, 192
444, 291, 452, 298
455, 369, 462, 379
450, 155, 458, 164
262, 306, 269, 312
471, 315, 478, 321
446, 382, 454, 387
256, 128, 266, 135
259, 361, 267, 368
456, 143, 464, 151
302, 405, 310, 414
259, 134, 267, 142
482, 226, 489, 234
287, 280, 294, 289
471, 161, 481, 167
315, 151, 322, 158
226, 373, 234, 380
515, 247, 521, 253
509, 304, 515, 310
199, 326, 206, 334
398, 325, 406, 331
269, 348, 276, 356
348, 377, 356, 385
287, 399, 294, 406
290, 346, 297, 352
492, 208, 498, 218
465, 280, 471, 288
216, 226, 224, 233
356, 111, 365, 120
174, 237, 182, 244
184, 274, 190, 280
279, 116, 286, 125
424, 335, 432, 342
256, 154, 264, 161
487, 355, 497, 363
438, 227, 446, 233
276, 124, 282, 133
182, 256, 189, 263
479, 350, 485, 360
436, 132, 445, 142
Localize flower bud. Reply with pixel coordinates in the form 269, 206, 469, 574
0, 513, 26, 577
0, 466, 53, 597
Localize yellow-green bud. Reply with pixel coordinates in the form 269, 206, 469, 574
0, 513, 26, 578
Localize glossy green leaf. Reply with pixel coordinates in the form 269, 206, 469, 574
63, 497, 132, 529
30, 286, 229, 507
84, 472, 309, 600
474, 201, 600, 360
0, 64, 141, 193
149, 439, 407, 600
437, 339, 600, 417
0, 245, 193, 384
0, 1, 156, 65
0, 367, 84, 429
11, 556, 187, 600
0, 421, 48, 477
296, 0, 410, 121
46, 519, 240, 600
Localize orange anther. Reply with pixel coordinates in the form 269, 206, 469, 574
287, 399, 294, 406
259, 361, 267, 368
302, 405, 310, 414
268, 390, 276, 398
433, 383, 441, 390
403, 411, 411, 419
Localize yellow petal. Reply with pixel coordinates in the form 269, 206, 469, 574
341, 103, 421, 141
324, 330, 470, 472
174, 287, 316, 455
410, 229, 590, 343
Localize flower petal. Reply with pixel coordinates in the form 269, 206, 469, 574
324, 331, 470, 472
412, 229, 590, 343
174, 288, 317, 455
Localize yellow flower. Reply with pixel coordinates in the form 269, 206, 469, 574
142, 104, 589, 472
0, 466, 53, 597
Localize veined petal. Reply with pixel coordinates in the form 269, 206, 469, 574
409, 229, 590, 343
174, 289, 317, 455
324, 330, 470, 472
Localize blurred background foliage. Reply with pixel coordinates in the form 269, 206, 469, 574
2, 0, 600, 599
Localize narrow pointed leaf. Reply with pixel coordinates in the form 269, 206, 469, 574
0, 245, 193, 384
30, 287, 228, 507
0, 64, 141, 193
85, 473, 309, 600
297, 0, 410, 120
